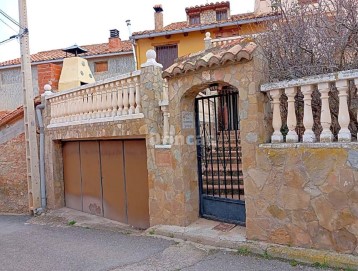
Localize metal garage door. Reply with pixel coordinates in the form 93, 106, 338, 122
63, 140, 149, 229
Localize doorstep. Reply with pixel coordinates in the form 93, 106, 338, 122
146, 218, 358, 271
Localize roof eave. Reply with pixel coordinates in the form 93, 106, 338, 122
131, 14, 279, 40
0, 50, 133, 70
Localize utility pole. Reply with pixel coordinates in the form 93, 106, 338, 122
18, 0, 41, 212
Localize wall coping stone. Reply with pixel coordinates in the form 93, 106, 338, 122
260, 69, 358, 92
259, 142, 358, 149
47, 113, 144, 129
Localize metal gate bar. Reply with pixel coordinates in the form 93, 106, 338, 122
195, 89, 245, 225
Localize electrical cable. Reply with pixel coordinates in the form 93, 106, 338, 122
0, 9, 24, 30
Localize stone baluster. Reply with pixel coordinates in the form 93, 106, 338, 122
50, 97, 57, 124
117, 81, 123, 116
123, 80, 129, 115
100, 85, 107, 118
62, 94, 69, 122
75, 92, 81, 120
336, 79, 351, 142
128, 79, 135, 115
105, 84, 112, 117
134, 76, 141, 114
301, 84, 315, 143
270, 89, 283, 143
318, 82, 333, 142
84, 88, 91, 120
112, 82, 118, 117
285, 87, 298, 142
162, 105, 170, 145
79, 90, 86, 120
69, 92, 76, 121
93, 86, 100, 119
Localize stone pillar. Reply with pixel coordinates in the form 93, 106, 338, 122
301, 84, 315, 143
285, 87, 298, 143
336, 79, 351, 142
140, 50, 165, 226
270, 89, 283, 143
318, 82, 333, 142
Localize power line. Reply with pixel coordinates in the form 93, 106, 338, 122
0, 17, 18, 33
0, 8, 24, 30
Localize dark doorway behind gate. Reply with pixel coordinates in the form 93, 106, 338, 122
63, 140, 149, 229
195, 87, 245, 225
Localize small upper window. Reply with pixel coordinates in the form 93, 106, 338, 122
95, 61, 108, 73
189, 14, 200, 25
216, 10, 228, 22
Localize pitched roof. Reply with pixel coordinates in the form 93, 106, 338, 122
162, 38, 257, 78
0, 96, 41, 128
132, 12, 278, 37
0, 40, 133, 67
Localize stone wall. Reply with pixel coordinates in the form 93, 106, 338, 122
246, 144, 358, 255
0, 132, 28, 213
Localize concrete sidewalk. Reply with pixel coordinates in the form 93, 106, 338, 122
30, 208, 358, 270
147, 219, 358, 271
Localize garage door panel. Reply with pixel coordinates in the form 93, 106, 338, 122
124, 140, 150, 229
63, 142, 82, 211
100, 141, 127, 223
80, 141, 103, 216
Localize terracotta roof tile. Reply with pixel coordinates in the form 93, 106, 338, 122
0, 40, 133, 67
132, 12, 278, 37
0, 107, 24, 127
162, 38, 257, 78
185, 1, 230, 13
0, 96, 41, 128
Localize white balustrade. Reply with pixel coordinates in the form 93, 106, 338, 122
336, 80, 351, 142
260, 69, 358, 144
318, 82, 333, 142
47, 73, 143, 127
301, 84, 315, 143
285, 87, 298, 143
270, 89, 283, 143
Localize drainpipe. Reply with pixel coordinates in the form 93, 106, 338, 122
35, 84, 52, 210
36, 102, 46, 209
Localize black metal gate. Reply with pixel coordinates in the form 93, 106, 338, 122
195, 88, 245, 225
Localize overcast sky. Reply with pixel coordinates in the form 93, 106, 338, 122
0, 0, 255, 62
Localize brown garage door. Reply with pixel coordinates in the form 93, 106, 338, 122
63, 140, 149, 229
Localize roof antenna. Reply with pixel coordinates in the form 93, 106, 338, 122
126, 19, 138, 70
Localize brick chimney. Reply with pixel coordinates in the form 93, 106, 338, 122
153, 4, 163, 31
37, 63, 62, 93
109, 29, 121, 50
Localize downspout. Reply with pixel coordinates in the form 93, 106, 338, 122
35, 101, 46, 209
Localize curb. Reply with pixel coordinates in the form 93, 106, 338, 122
148, 225, 358, 270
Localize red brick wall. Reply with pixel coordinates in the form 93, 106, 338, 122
0, 133, 29, 213
37, 63, 62, 93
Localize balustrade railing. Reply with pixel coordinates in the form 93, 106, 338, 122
48, 71, 143, 127
261, 69, 358, 144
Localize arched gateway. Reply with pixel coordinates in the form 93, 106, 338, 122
163, 38, 264, 225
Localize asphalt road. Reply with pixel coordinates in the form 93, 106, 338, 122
0, 215, 333, 271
